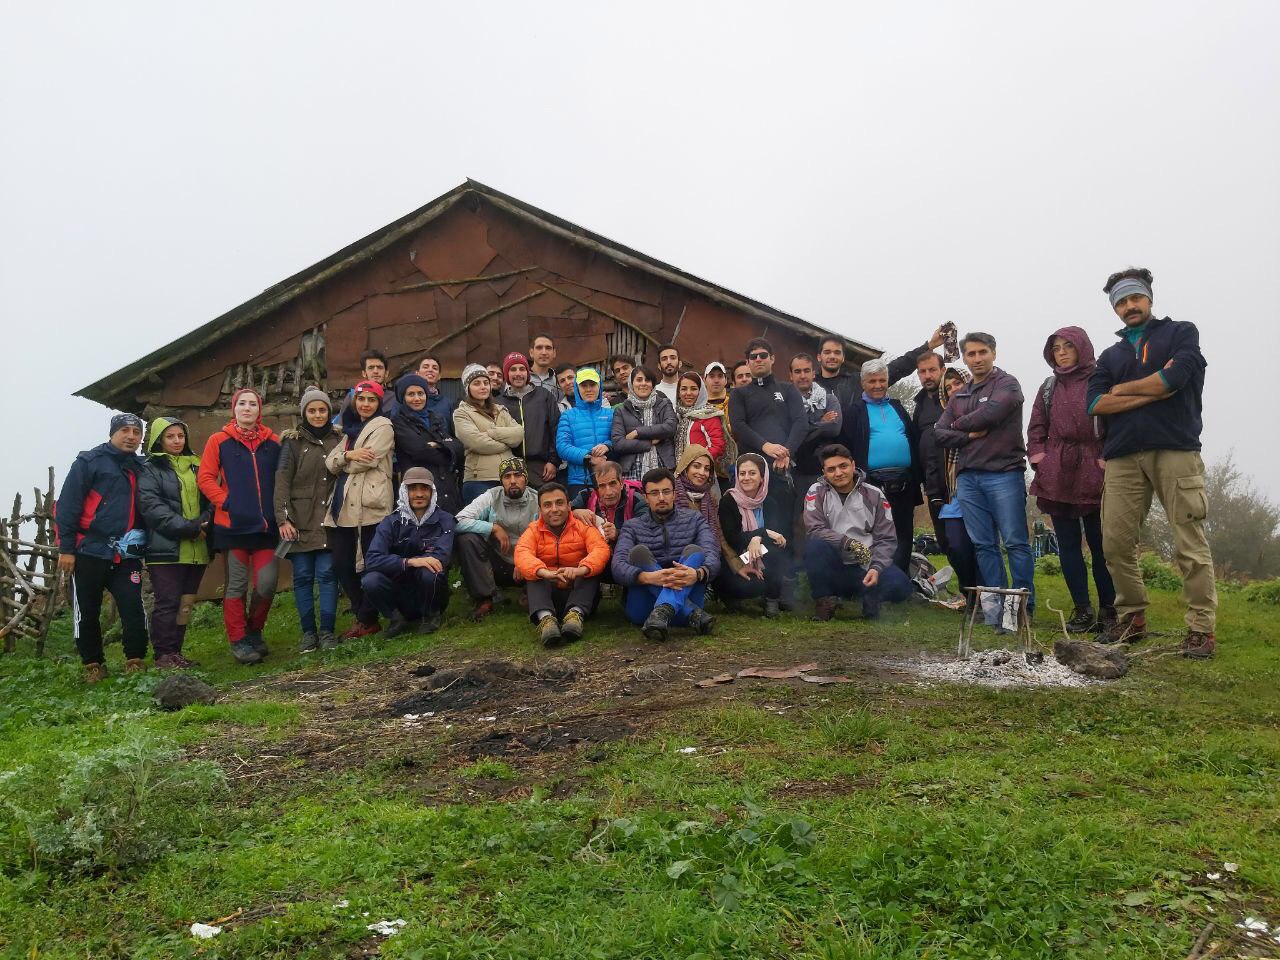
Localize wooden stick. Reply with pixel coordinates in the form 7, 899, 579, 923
536, 282, 661, 347
392, 287, 550, 378
390, 266, 537, 293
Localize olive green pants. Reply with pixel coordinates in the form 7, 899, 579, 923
1101, 449, 1216, 632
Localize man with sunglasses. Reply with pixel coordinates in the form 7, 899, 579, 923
728, 339, 807, 478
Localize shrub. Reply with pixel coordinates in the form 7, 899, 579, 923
1242, 578, 1280, 606
1036, 555, 1062, 577
1139, 553, 1182, 591
0, 731, 226, 876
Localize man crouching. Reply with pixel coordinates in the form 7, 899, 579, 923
361, 467, 454, 638
514, 482, 610, 647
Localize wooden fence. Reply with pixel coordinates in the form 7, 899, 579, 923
1, 468, 62, 655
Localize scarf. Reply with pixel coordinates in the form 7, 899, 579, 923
674, 444, 722, 544
301, 420, 331, 442
625, 375, 663, 479
727, 453, 771, 574
229, 387, 264, 445
799, 381, 829, 416
938, 369, 970, 501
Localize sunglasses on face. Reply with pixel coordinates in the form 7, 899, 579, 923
748, 351, 770, 360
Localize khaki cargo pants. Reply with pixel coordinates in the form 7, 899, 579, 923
1101, 449, 1216, 632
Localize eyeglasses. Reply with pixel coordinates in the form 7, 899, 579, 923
748, 351, 770, 360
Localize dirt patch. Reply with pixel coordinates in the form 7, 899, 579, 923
463, 714, 636, 758
389, 658, 579, 715
769, 775, 879, 800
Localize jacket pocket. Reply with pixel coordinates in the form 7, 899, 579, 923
1174, 475, 1208, 522
361, 473, 391, 512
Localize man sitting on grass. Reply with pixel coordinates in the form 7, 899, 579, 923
454, 457, 539, 620
803, 444, 911, 621
361, 467, 454, 638
611, 468, 719, 642
514, 482, 610, 647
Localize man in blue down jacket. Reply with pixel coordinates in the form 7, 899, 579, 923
361, 467, 454, 639
611, 468, 720, 642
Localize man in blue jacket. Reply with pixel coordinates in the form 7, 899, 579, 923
56, 413, 151, 682
611, 468, 719, 641
1087, 267, 1215, 658
361, 467, 454, 638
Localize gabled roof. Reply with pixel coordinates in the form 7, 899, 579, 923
77, 178, 878, 405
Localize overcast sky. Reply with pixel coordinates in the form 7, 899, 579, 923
3, 1, 1277, 502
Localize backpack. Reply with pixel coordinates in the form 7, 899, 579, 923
1040, 375, 1105, 441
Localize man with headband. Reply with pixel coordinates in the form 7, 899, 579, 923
1087, 267, 1215, 659
454, 456, 540, 621
56, 413, 151, 682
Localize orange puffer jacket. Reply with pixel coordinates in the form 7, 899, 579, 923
514, 514, 610, 580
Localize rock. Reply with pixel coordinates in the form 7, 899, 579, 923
538, 657, 579, 681
153, 674, 218, 710
1053, 638, 1129, 680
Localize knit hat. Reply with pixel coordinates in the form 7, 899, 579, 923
109, 412, 144, 436
352, 379, 384, 400
395, 373, 430, 403
299, 387, 331, 419
502, 352, 530, 383
575, 367, 601, 385
402, 466, 435, 487
499, 456, 528, 478
461, 363, 488, 391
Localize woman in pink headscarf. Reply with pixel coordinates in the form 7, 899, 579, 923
1028, 326, 1115, 633
717, 453, 791, 617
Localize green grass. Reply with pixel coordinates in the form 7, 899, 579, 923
0, 569, 1276, 958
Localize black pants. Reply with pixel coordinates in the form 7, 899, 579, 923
329, 524, 379, 626
1049, 511, 1116, 610
456, 532, 518, 599
148, 563, 206, 655
716, 546, 788, 601
526, 576, 599, 620
943, 517, 980, 597
928, 499, 949, 553
72, 555, 148, 664
882, 487, 917, 572
362, 567, 449, 620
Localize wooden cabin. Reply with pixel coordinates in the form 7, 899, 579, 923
79, 179, 879, 444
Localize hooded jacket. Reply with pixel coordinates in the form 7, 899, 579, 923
514, 512, 611, 581
932, 367, 1027, 474
139, 417, 212, 564
802, 471, 897, 573
497, 383, 561, 473
274, 420, 343, 553
1086, 315, 1207, 459
556, 378, 615, 485
56, 441, 145, 561
197, 418, 282, 540
611, 506, 721, 584
323, 414, 395, 528
454, 484, 539, 561
1028, 326, 1105, 511
611, 391, 678, 474
363, 481, 455, 577
452, 400, 524, 483
392, 376, 463, 514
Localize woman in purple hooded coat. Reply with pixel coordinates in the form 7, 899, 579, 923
1028, 326, 1116, 632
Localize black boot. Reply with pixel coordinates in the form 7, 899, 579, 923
381, 613, 413, 640
642, 603, 675, 643
1066, 606, 1097, 633
688, 607, 716, 636
1094, 605, 1117, 634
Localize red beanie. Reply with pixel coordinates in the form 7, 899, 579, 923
502, 352, 529, 384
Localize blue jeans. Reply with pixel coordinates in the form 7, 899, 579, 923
462, 480, 499, 507
623, 548, 707, 626
956, 470, 1034, 617
803, 540, 912, 617
290, 549, 338, 634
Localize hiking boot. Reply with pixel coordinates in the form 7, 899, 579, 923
170, 653, 200, 669
470, 599, 494, 622
490, 590, 509, 607
230, 639, 264, 665
298, 632, 320, 654
342, 620, 380, 641
560, 608, 585, 642
763, 597, 780, 619
538, 614, 563, 647
811, 596, 838, 622
381, 613, 414, 640
1066, 606, 1097, 633
245, 631, 269, 657
419, 612, 443, 635
1181, 630, 1216, 660
1095, 605, 1117, 634
318, 630, 341, 651
154, 653, 196, 670
123, 658, 146, 675
642, 603, 675, 643
84, 662, 107, 684
1100, 611, 1146, 644
688, 607, 716, 636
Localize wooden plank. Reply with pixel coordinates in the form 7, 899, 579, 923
408, 205, 496, 299
367, 289, 437, 328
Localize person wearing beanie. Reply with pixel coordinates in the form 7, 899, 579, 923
56, 413, 150, 682
452, 363, 523, 506
556, 368, 614, 498
275, 388, 343, 653
454, 456, 539, 620
197, 387, 283, 664
361, 466, 455, 638
392, 373, 463, 514
139, 416, 211, 670
496, 351, 561, 489
1087, 267, 1215, 658
324, 379, 395, 642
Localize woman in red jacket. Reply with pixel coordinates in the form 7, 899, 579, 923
674, 371, 732, 473
197, 388, 282, 665
1028, 326, 1115, 633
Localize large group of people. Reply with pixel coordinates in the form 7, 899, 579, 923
55, 266, 1217, 682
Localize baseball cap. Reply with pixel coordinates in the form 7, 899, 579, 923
576, 368, 601, 384
703, 361, 727, 376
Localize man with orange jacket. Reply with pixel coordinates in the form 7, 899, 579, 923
514, 482, 610, 647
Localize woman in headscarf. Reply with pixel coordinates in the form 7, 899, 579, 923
1028, 326, 1115, 632
275, 388, 342, 653
717, 453, 791, 617
452, 363, 524, 506
934, 367, 980, 610
675, 443, 723, 547
674, 370, 734, 474
611, 366, 677, 480
324, 379, 394, 641
393, 373, 463, 514
139, 416, 211, 669
197, 387, 282, 664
